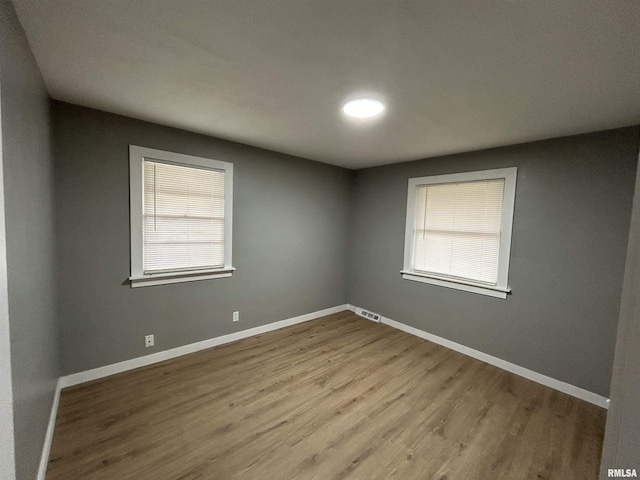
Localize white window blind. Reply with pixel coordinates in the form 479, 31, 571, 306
143, 160, 225, 273
412, 179, 505, 285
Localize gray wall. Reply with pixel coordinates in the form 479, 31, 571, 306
349, 128, 639, 397
0, 35, 17, 480
53, 102, 352, 375
600, 147, 640, 477
0, 0, 60, 479
54, 102, 638, 398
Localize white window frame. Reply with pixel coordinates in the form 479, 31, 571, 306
401, 167, 517, 299
129, 145, 234, 288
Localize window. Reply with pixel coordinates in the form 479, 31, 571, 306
129, 146, 233, 287
402, 168, 517, 299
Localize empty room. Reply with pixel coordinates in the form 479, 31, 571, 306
1, 1, 640, 479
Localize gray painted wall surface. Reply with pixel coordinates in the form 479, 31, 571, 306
600, 149, 640, 477
349, 128, 639, 397
0, 12, 16, 478
0, 0, 59, 479
53, 102, 351, 375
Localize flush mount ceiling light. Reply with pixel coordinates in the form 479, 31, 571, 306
342, 97, 385, 118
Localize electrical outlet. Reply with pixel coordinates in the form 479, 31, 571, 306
145, 334, 154, 348
233, 311, 240, 322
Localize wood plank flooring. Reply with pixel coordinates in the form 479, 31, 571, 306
46, 311, 606, 480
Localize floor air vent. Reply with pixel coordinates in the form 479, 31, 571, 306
356, 308, 381, 322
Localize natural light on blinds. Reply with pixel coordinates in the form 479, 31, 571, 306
143, 160, 225, 273
412, 179, 505, 285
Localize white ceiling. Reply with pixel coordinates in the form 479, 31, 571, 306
13, 0, 640, 169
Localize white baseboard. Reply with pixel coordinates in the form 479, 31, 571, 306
39, 302, 606, 480
352, 305, 609, 409
39, 304, 348, 479
59, 304, 348, 389
37, 378, 62, 480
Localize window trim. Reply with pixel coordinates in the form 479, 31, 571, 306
402, 167, 517, 299
129, 145, 234, 288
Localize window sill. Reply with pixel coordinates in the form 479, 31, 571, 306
129, 267, 235, 288
400, 270, 510, 299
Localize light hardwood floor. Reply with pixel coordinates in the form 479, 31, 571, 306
46, 311, 606, 479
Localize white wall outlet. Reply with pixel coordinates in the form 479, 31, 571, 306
145, 334, 154, 348
233, 311, 240, 322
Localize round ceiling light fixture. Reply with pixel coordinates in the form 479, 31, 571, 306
342, 97, 385, 118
